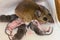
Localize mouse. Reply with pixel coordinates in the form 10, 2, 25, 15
0, 0, 54, 23
15, 0, 54, 23
12, 24, 27, 40
28, 21, 53, 35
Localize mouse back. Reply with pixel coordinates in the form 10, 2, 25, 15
15, 0, 40, 22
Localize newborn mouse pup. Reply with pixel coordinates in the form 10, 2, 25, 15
0, 14, 18, 22
28, 20, 53, 35
12, 24, 27, 40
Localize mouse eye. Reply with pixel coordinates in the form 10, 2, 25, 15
48, 13, 51, 16
35, 10, 41, 18
43, 17, 47, 21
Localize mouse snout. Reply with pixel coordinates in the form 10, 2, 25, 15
48, 18, 54, 23
49, 20, 54, 23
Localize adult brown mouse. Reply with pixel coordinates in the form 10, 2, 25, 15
0, 0, 54, 23
15, 0, 54, 23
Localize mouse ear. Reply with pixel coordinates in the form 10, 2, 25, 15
35, 10, 41, 18
39, 5, 50, 14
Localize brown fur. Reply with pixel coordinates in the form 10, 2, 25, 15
15, 0, 54, 23
15, 0, 39, 22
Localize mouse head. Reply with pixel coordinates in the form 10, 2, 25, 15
35, 5, 54, 23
